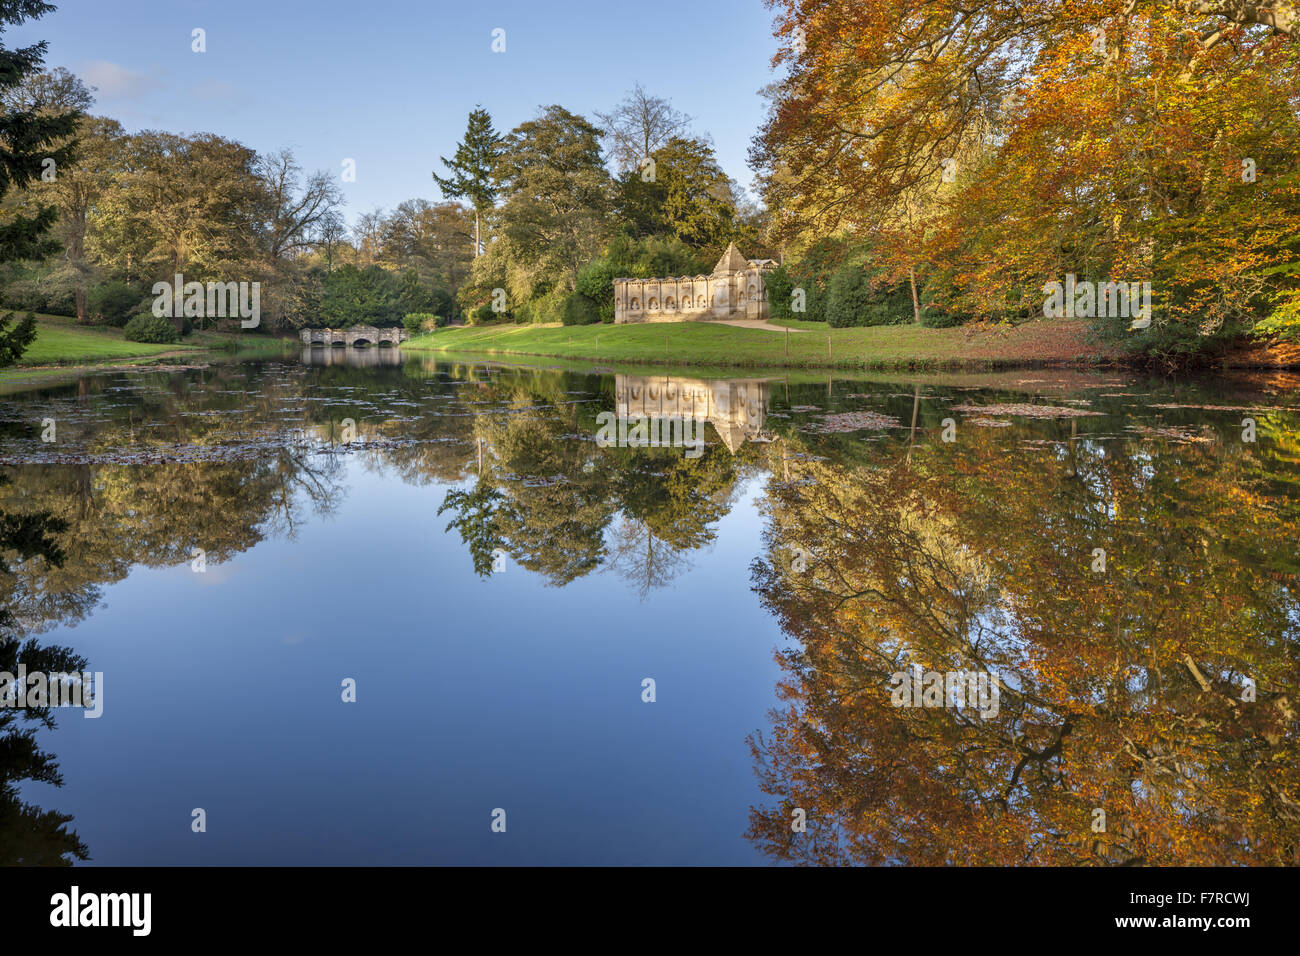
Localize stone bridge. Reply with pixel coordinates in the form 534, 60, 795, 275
300, 326, 409, 347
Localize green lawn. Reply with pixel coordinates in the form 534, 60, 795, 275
14, 318, 194, 364
402, 317, 1117, 370
7, 315, 295, 366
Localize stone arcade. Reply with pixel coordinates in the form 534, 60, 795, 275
613, 242, 776, 323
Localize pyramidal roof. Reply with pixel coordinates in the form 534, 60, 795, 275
711, 242, 750, 276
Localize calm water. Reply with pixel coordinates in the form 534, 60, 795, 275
1, 349, 1297, 865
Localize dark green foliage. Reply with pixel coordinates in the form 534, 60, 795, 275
764, 263, 798, 319
920, 309, 963, 328
0, 468, 90, 865
575, 259, 618, 322
319, 265, 444, 327
87, 280, 139, 327
613, 137, 735, 248
432, 107, 503, 218
769, 237, 854, 322
0, 310, 36, 364
825, 262, 912, 327
561, 292, 601, 326
122, 312, 179, 343
425, 285, 456, 322
920, 266, 976, 327
0, 0, 82, 345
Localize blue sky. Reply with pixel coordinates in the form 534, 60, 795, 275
13, 0, 781, 225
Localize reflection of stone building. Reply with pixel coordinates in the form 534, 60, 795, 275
301, 346, 404, 367
299, 326, 408, 347
615, 374, 771, 453
613, 243, 776, 323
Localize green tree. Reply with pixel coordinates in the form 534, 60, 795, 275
0, 0, 82, 363
48, 115, 120, 323
0, 68, 98, 321
92, 130, 264, 330
490, 105, 612, 294
616, 137, 736, 248
432, 106, 503, 259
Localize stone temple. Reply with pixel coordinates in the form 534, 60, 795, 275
613, 242, 776, 323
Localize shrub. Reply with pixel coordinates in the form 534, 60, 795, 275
920, 309, 963, 328
0, 263, 77, 316
765, 264, 797, 319
825, 263, 912, 327
88, 281, 140, 327
0, 277, 44, 313
575, 259, 618, 323
123, 312, 179, 344
512, 289, 566, 325
920, 268, 978, 327
561, 292, 601, 326
403, 313, 446, 334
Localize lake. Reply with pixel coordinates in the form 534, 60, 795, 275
1, 349, 1297, 865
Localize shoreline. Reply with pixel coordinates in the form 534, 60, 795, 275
400, 318, 1299, 373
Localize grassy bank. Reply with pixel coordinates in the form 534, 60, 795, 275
0, 316, 295, 390
402, 317, 1121, 370
16, 317, 195, 364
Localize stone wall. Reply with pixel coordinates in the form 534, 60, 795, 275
613, 270, 771, 323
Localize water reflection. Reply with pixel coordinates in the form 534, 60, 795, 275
748, 405, 1300, 865
0, 357, 1297, 864
616, 374, 773, 453
0, 479, 90, 865
301, 344, 404, 367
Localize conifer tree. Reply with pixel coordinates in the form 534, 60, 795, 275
432, 106, 503, 258
0, 0, 82, 365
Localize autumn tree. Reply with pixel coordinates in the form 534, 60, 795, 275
753, 0, 1300, 360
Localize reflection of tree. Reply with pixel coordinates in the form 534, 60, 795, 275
748, 427, 1300, 865
606, 445, 739, 599
430, 372, 753, 594
438, 480, 505, 577
2, 450, 345, 635
471, 388, 617, 586
0, 477, 90, 865
605, 515, 689, 599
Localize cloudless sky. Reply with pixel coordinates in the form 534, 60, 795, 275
12, 0, 781, 225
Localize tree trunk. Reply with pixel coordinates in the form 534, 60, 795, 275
75, 283, 88, 324
909, 266, 922, 324
474, 209, 481, 258
171, 253, 185, 334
